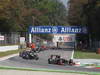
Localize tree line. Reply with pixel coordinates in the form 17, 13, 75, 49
67, 0, 100, 49
0, 0, 68, 32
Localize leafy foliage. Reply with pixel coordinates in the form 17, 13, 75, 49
67, 0, 100, 39
0, 0, 68, 32
67, 0, 100, 49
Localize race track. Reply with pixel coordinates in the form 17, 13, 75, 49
0, 49, 100, 73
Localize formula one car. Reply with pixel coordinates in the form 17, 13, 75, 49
48, 55, 68, 65
19, 50, 39, 60
31, 45, 47, 53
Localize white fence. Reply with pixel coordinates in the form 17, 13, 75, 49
0, 45, 19, 52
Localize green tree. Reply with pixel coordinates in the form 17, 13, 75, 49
67, 0, 100, 49
0, 0, 68, 32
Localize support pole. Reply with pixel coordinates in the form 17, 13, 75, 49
71, 50, 74, 59
29, 34, 32, 43
71, 34, 76, 59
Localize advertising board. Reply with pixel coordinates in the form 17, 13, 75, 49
0, 36, 4, 40
29, 26, 87, 34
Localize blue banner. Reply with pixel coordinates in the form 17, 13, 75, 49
29, 26, 87, 34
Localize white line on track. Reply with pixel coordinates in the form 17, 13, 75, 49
71, 50, 74, 59
0, 53, 18, 61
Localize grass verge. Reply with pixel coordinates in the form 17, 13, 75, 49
0, 66, 100, 75
74, 50, 100, 59
0, 49, 23, 57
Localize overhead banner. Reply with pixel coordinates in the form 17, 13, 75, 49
29, 26, 87, 34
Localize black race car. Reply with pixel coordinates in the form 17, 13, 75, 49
48, 55, 68, 65
31, 46, 46, 53
19, 50, 39, 60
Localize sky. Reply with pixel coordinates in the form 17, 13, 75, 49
60, 0, 68, 7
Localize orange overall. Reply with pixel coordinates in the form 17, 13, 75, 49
31, 43, 36, 49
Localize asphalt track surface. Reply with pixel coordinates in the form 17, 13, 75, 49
0, 49, 100, 73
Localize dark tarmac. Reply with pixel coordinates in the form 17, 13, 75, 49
0, 49, 100, 73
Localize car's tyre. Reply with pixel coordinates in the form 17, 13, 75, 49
48, 58, 52, 64
35, 56, 39, 60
